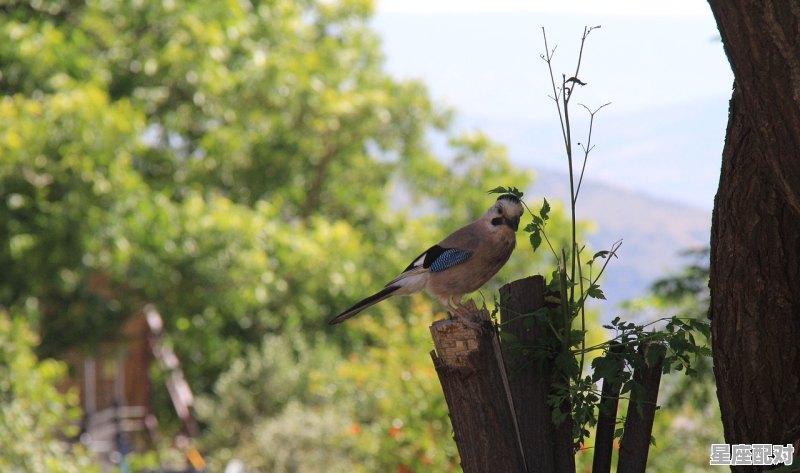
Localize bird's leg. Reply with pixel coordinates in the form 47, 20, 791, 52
446, 296, 482, 330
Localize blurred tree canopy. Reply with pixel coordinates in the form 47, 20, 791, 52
0, 0, 536, 367
0, 0, 575, 470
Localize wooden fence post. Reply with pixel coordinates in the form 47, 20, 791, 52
617, 343, 666, 473
592, 342, 625, 473
430, 306, 527, 473
499, 275, 575, 473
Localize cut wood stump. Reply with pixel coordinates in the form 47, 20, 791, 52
430, 302, 526, 473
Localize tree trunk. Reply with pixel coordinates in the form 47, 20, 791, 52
707, 1, 800, 467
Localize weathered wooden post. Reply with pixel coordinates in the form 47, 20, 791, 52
499, 275, 575, 473
617, 343, 666, 473
430, 305, 527, 473
592, 342, 625, 473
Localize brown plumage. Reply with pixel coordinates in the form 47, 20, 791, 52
328, 195, 524, 326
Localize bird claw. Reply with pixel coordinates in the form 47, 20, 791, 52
452, 310, 483, 330
448, 299, 485, 330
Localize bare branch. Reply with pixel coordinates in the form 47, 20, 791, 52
574, 102, 611, 202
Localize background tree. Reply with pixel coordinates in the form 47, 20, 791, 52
0, 0, 571, 470
707, 0, 800, 464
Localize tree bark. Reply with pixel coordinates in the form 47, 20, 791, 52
707, 1, 800, 467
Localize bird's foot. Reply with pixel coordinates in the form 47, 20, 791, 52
452, 310, 483, 330
449, 299, 485, 330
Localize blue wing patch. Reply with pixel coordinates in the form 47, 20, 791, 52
428, 248, 473, 272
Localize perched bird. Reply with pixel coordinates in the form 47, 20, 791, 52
328, 194, 524, 326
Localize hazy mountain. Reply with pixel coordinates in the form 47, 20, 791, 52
528, 168, 711, 312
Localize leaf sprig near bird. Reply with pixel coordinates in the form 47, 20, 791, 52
329, 193, 525, 327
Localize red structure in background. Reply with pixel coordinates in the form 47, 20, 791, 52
61, 306, 204, 471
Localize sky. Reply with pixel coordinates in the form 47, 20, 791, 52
371, 0, 734, 210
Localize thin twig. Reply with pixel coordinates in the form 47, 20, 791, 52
541, 28, 569, 153
575, 102, 611, 202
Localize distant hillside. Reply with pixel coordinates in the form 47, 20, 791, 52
528, 168, 711, 313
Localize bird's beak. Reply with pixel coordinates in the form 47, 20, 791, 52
507, 216, 520, 231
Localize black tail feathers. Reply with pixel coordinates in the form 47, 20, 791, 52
328, 286, 400, 325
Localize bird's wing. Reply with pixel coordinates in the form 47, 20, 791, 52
400, 245, 474, 274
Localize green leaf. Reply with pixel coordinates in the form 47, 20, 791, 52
645, 344, 666, 368
591, 355, 623, 382
540, 198, 551, 220
488, 186, 524, 198
530, 232, 542, 252
554, 352, 580, 378
587, 284, 606, 300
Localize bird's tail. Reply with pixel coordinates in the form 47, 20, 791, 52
328, 285, 400, 325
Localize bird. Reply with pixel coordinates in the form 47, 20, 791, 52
328, 194, 524, 326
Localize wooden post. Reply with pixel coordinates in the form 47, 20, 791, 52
591, 342, 625, 473
617, 343, 666, 473
430, 305, 527, 473
499, 275, 575, 473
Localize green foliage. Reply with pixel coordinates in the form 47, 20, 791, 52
0, 86, 145, 352
221, 402, 358, 473
195, 334, 358, 472
197, 308, 460, 472
0, 310, 98, 473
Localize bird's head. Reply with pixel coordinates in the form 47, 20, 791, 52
486, 194, 523, 232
